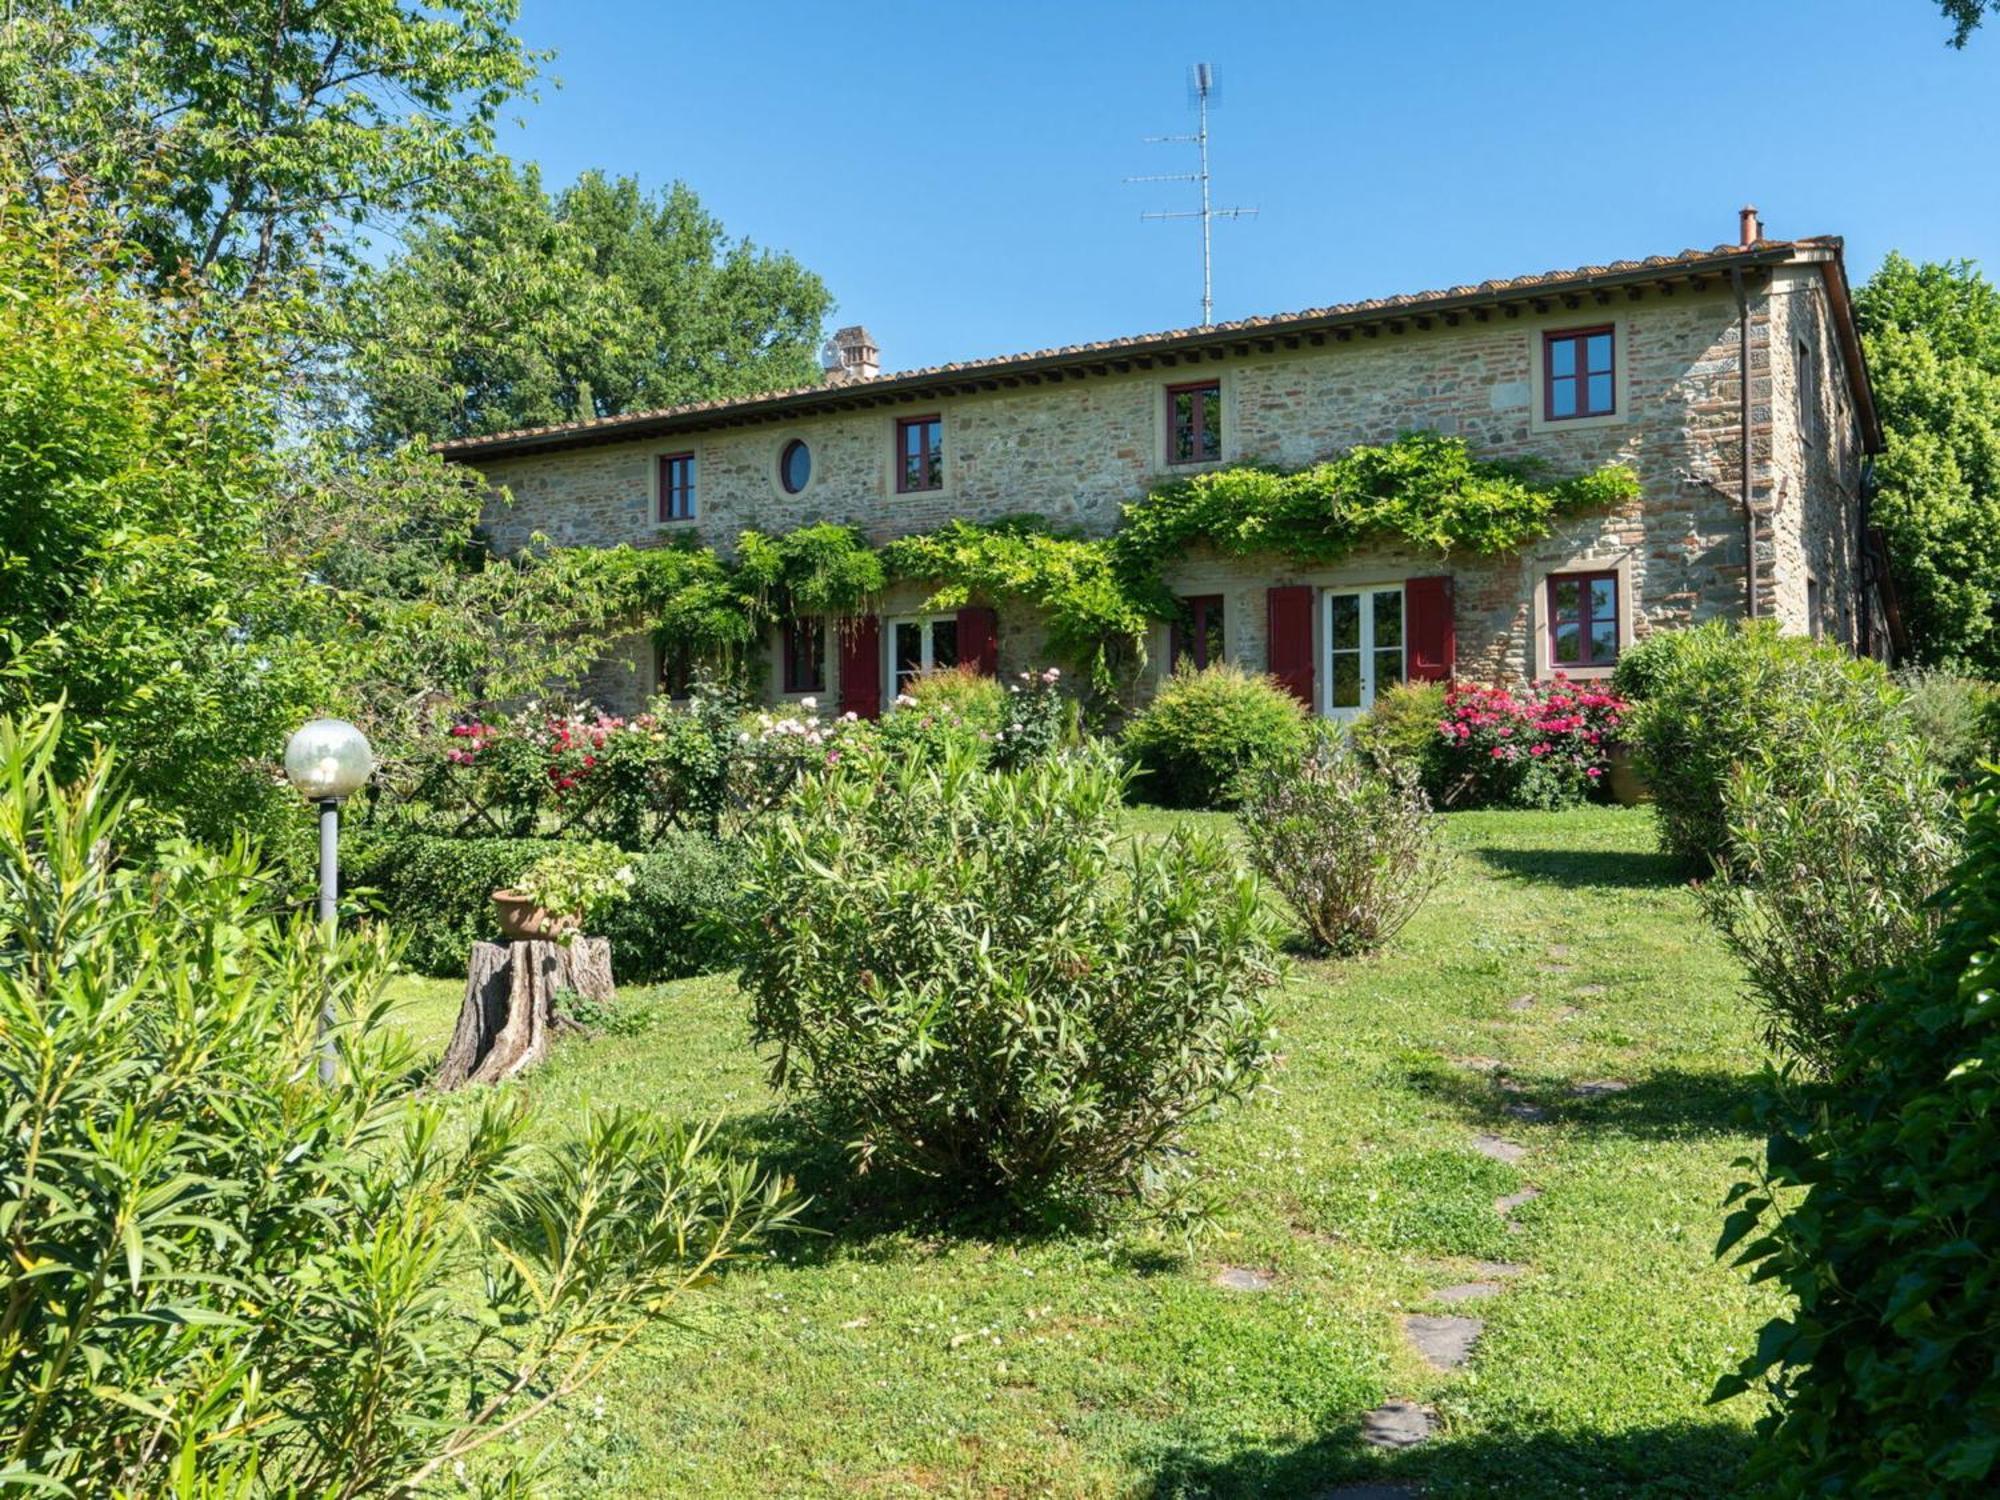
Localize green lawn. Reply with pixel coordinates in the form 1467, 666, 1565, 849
387, 805, 1774, 1498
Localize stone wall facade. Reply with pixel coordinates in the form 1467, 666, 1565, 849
467, 260, 1874, 716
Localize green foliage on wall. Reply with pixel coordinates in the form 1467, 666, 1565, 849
737, 522, 887, 619
1112, 430, 1640, 577
882, 518, 1162, 680
569, 433, 1638, 683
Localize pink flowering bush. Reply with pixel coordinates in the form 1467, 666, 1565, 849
411, 685, 745, 843
1432, 677, 1627, 809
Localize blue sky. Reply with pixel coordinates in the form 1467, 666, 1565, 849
501, 0, 1999, 372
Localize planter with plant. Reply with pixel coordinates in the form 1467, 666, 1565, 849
493, 840, 635, 942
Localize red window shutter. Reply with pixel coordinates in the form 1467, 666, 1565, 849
1405, 575, 1455, 682
838, 615, 882, 719
1265, 586, 1314, 705
956, 605, 999, 676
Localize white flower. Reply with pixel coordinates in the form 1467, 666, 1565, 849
800, 696, 818, 711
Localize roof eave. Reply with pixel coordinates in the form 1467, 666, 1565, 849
434, 242, 1809, 464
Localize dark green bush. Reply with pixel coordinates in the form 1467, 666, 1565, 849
1898, 668, 2000, 787
1121, 661, 1309, 808
1716, 775, 2000, 1494
600, 829, 744, 983
1700, 714, 1959, 1074
1351, 680, 1448, 793
346, 831, 561, 975
733, 743, 1280, 1217
1613, 621, 1907, 869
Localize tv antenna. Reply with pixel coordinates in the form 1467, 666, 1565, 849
1126, 62, 1258, 327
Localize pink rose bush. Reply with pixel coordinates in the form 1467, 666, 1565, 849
1433, 677, 1628, 808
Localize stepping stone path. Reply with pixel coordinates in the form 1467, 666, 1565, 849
1360, 1400, 1435, 1449
1215, 1265, 1276, 1292
1503, 1100, 1549, 1123
1471, 1132, 1525, 1164
1506, 994, 1537, 1012
1432, 1280, 1503, 1304
1471, 1260, 1527, 1278
1545, 944, 1574, 961
1403, 1314, 1482, 1371
1570, 1079, 1630, 1098
1574, 983, 1609, 997
1495, 1187, 1541, 1217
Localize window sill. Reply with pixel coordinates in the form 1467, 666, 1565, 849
1541, 664, 1616, 682
1529, 410, 1628, 436
654, 517, 699, 529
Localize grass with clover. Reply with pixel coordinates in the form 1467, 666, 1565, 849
387, 804, 1774, 1498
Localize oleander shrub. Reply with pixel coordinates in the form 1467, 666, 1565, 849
1700, 714, 1960, 1074
1239, 725, 1448, 956
1614, 621, 1907, 868
346, 831, 561, 974
1714, 775, 2000, 1494
1897, 667, 2000, 787
900, 663, 1008, 731
1351, 679, 1449, 793
1429, 678, 1626, 809
601, 829, 745, 982
1121, 661, 1310, 808
0, 707, 800, 1496
733, 743, 1281, 1217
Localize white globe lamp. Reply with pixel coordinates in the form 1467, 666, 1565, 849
284, 718, 373, 1083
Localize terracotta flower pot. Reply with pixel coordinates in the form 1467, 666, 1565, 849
491, 889, 571, 942
1605, 744, 1651, 807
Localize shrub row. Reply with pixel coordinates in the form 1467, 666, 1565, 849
348, 829, 739, 982
1717, 776, 2000, 1493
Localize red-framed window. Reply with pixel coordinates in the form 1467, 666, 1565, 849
896, 415, 943, 493
657, 452, 696, 521
1167, 380, 1221, 464
782, 617, 826, 694
1547, 571, 1619, 668
1170, 595, 1225, 671
1544, 327, 1615, 420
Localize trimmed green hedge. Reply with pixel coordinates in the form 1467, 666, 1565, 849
348, 829, 743, 983
600, 831, 743, 983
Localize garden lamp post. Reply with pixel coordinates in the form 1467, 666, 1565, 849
283, 718, 374, 1084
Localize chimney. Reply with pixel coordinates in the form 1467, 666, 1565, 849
822, 325, 880, 384
1739, 204, 1762, 246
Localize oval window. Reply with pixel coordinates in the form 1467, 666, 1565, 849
780, 439, 811, 494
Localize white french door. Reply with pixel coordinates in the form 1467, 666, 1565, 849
886, 614, 960, 704
1321, 585, 1406, 720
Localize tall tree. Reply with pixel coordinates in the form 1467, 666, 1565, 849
1855, 254, 2000, 671
0, 0, 540, 296
347, 163, 834, 442
0, 202, 338, 849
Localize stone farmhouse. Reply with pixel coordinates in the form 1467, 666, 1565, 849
438, 208, 1898, 720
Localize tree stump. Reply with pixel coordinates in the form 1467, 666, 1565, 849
434, 938, 615, 1089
